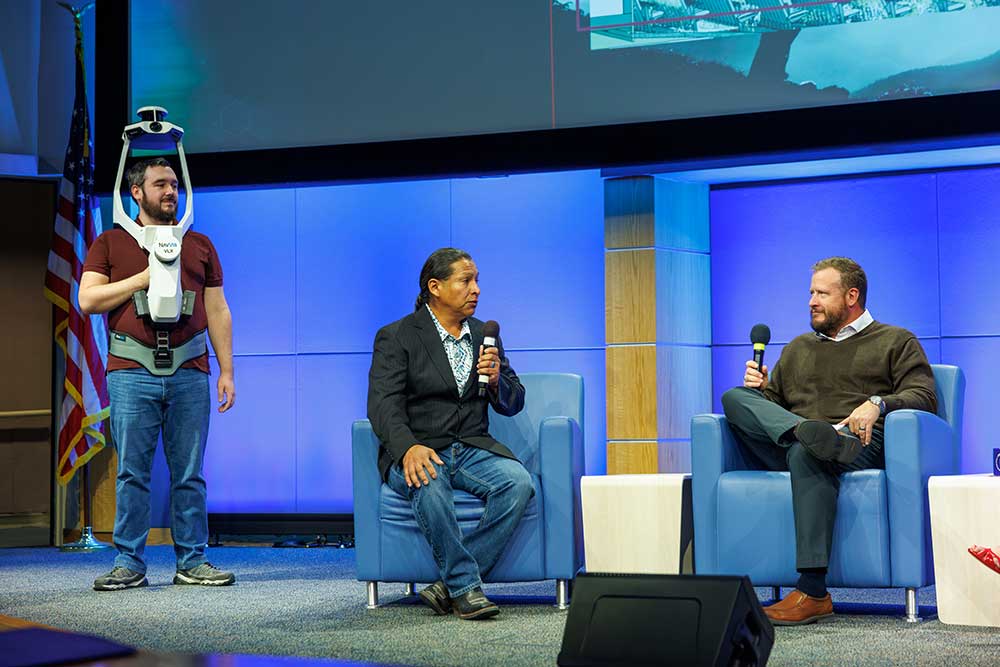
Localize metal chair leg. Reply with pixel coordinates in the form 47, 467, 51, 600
555, 579, 571, 610
905, 587, 921, 623
771, 586, 781, 603
366, 581, 379, 609
404, 582, 415, 596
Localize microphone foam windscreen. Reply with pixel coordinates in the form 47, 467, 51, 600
483, 320, 500, 339
750, 323, 771, 345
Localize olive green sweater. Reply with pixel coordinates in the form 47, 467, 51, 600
764, 322, 937, 427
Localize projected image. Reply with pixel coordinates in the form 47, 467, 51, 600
580, 0, 1000, 100
129, 1, 1000, 153
587, 0, 989, 41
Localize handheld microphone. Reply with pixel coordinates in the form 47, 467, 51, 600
478, 320, 500, 398
750, 324, 771, 376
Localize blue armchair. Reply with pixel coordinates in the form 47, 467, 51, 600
353, 372, 584, 608
692, 364, 964, 621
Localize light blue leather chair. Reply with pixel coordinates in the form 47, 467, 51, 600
353, 372, 584, 608
692, 364, 964, 621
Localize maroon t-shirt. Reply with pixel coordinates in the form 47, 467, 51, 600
82, 225, 223, 374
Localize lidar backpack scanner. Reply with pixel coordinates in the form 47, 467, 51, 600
109, 106, 204, 375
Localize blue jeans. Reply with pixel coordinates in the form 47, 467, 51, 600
386, 443, 534, 597
107, 368, 211, 573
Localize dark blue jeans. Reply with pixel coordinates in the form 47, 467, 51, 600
386, 442, 534, 597
107, 368, 211, 574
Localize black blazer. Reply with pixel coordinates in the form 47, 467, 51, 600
367, 307, 526, 480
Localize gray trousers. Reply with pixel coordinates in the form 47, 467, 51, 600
720, 387, 885, 570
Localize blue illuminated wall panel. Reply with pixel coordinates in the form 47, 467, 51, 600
295, 181, 452, 354
137, 159, 1000, 524
295, 353, 372, 514
711, 174, 940, 346
940, 338, 999, 472
657, 345, 712, 440
711, 167, 996, 474
451, 171, 605, 350
936, 166, 1000, 471
657, 345, 712, 472
656, 250, 711, 346
937, 169, 1000, 337
205, 356, 297, 513
195, 188, 297, 355
143, 169, 607, 524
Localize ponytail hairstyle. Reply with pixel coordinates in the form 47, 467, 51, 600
414, 248, 473, 311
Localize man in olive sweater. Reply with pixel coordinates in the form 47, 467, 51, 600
721, 257, 937, 626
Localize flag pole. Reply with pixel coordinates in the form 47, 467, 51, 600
55, 0, 109, 553
61, 455, 109, 551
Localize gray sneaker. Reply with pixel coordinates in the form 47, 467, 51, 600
173, 562, 235, 586
93, 566, 148, 591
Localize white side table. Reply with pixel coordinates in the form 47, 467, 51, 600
928, 473, 1000, 627
580, 473, 693, 575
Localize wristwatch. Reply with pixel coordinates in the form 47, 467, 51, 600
869, 395, 886, 416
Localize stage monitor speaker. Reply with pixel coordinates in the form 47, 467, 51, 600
558, 573, 774, 667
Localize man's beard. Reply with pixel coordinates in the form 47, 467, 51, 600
140, 197, 175, 223
810, 306, 848, 337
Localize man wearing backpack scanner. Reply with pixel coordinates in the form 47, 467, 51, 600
80, 155, 235, 590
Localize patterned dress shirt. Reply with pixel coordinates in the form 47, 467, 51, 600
426, 305, 474, 394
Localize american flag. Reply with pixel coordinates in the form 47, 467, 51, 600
43, 8, 110, 485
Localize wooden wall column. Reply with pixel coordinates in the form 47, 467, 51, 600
605, 176, 712, 474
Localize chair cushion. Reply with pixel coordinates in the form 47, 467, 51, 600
376, 474, 545, 583
716, 469, 890, 587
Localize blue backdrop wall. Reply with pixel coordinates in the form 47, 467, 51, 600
139, 161, 1000, 524
144, 169, 608, 521
710, 166, 999, 474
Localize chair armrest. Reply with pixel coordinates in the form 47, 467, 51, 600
692, 413, 751, 476
691, 414, 750, 574
352, 419, 382, 580
884, 409, 958, 587
538, 416, 584, 579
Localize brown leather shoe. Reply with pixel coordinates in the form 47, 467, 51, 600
764, 589, 833, 626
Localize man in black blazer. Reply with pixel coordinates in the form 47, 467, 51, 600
367, 247, 532, 620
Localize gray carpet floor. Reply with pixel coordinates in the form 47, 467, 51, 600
1, 545, 999, 666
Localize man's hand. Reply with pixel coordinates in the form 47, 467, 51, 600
78, 268, 151, 315
743, 360, 769, 390
217, 373, 235, 413
402, 444, 444, 488
837, 401, 880, 446
476, 345, 501, 389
